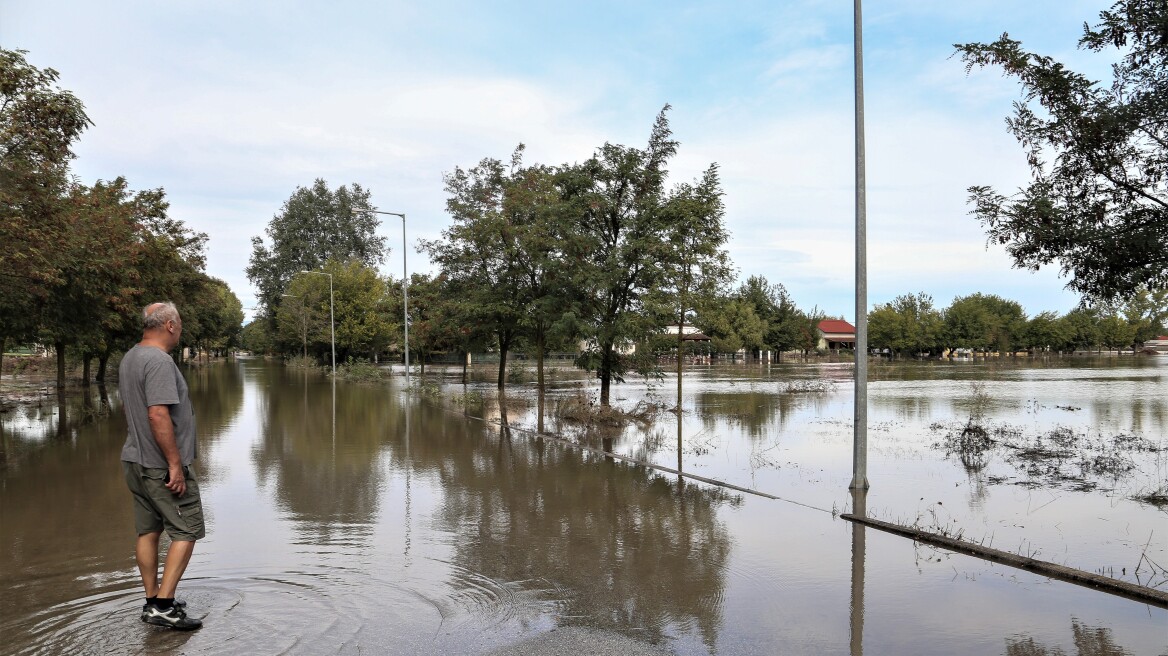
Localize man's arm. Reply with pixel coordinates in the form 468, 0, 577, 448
147, 404, 186, 497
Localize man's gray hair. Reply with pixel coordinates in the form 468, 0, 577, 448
143, 302, 180, 329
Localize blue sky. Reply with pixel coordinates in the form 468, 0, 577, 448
3, 0, 1114, 321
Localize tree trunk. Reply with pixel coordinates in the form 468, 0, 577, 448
536, 329, 546, 434
496, 338, 509, 390
56, 387, 68, 437
55, 342, 66, 389
82, 354, 92, 387
0, 336, 6, 396
461, 350, 468, 385
96, 349, 110, 383
677, 320, 684, 415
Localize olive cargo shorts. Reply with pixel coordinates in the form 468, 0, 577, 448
123, 461, 206, 541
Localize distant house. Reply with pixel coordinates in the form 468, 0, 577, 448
817, 319, 856, 352
663, 324, 712, 343
1141, 335, 1168, 355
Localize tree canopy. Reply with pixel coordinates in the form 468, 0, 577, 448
2, 49, 242, 384
248, 179, 387, 316
956, 0, 1168, 303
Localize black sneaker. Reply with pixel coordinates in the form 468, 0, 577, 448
140, 598, 187, 621
142, 604, 202, 631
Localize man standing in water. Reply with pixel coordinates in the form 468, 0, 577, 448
119, 302, 204, 631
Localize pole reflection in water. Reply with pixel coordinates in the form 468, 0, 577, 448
850, 488, 868, 656
404, 388, 412, 564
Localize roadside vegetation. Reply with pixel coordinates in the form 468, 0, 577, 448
1, 49, 243, 394
932, 384, 1166, 506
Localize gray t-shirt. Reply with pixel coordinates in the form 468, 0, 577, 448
119, 344, 198, 468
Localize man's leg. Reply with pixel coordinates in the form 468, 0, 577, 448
135, 532, 162, 597
157, 540, 196, 599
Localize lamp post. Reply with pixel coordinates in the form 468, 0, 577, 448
299, 270, 335, 376
352, 206, 409, 386
851, 0, 870, 491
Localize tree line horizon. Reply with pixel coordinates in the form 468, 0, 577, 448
5, 1, 1164, 393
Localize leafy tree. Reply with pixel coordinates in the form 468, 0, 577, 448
1111, 285, 1168, 343
697, 298, 765, 355
794, 307, 826, 354
248, 179, 387, 317
241, 319, 275, 355
1023, 310, 1071, 352
943, 293, 1027, 353
504, 159, 584, 409
276, 278, 326, 359
1059, 307, 1101, 351
570, 106, 725, 405
0, 49, 91, 380
281, 259, 394, 364
868, 292, 943, 357
1097, 312, 1137, 349
185, 276, 244, 358
956, 0, 1168, 302
422, 151, 528, 389
736, 276, 805, 358
653, 163, 732, 409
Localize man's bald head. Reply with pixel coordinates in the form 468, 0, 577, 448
143, 302, 181, 330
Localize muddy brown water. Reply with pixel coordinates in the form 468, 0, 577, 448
1, 357, 1164, 655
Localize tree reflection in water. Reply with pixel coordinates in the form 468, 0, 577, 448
405, 400, 737, 650
1005, 621, 1132, 656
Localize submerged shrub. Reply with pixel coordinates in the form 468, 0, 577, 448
778, 379, 836, 394
286, 355, 322, 370
337, 357, 385, 383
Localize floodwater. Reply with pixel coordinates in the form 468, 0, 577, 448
0, 357, 1164, 655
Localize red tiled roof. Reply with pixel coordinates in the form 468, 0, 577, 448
817, 319, 855, 334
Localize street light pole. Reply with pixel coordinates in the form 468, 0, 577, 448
352, 206, 409, 386
300, 270, 335, 376
851, 0, 870, 491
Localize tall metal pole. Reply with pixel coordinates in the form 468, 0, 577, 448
401, 213, 409, 387
352, 206, 408, 385
328, 273, 335, 377
851, 0, 870, 490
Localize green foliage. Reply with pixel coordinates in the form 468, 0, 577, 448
277, 259, 395, 363
1112, 286, 1168, 344
185, 276, 244, 355
868, 292, 944, 357
241, 320, 275, 354
1, 51, 241, 378
943, 293, 1027, 352
423, 148, 531, 388
568, 106, 732, 403
1, 49, 92, 349
698, 298, 765, 354
247, 179, 387, 318
956, 0, 1168, 302
1023, 311, 1070, 351
337, 357, 386, 383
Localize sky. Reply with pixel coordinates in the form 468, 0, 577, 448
3, 0, 1116, 322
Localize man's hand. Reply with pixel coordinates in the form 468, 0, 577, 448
148, 404, 186, 497
166, 464, 187, 497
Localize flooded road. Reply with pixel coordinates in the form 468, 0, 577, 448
1, 358, 1164, 654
